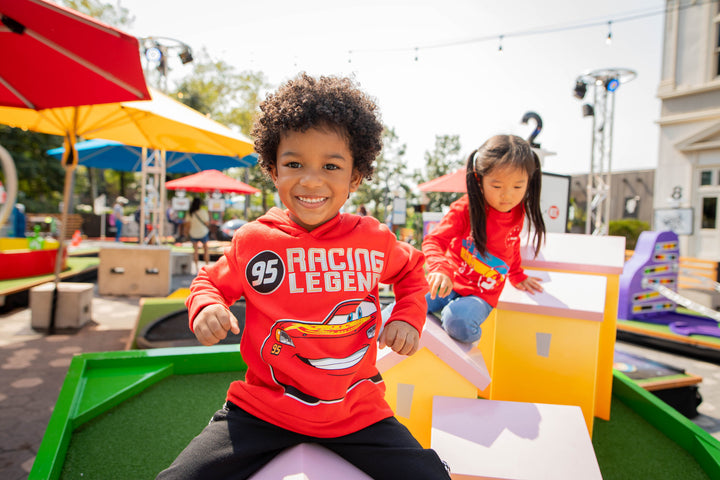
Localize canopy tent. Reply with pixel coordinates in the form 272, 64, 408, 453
418, 168, 468, 193
47, 139, 258, 173
165, 169, 260, 195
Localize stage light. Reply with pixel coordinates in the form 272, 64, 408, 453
605, 77, 620, 92
179, 47, 194, 64
573, 80, 587, 99
582, 104, 594, 117
144, 46, 162, 63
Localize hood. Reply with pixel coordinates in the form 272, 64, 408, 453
257, 207, 362, 239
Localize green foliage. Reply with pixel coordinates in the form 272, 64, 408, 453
353, 127, 408, 222
0, 126, 65, 212
412, 134, 465, 212
58, 0, 134, 27
608, 219, 650, 250
173, 56, 273, 216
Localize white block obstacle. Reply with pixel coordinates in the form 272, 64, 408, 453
431, 396, 602, 480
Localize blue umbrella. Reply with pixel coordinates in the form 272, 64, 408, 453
47, 138, 257, 173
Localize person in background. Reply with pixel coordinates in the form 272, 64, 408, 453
112, 196, 128, 242
188, 196, 210, 272
11, 203, 25, 238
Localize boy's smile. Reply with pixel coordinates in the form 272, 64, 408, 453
271, 127, 362, 231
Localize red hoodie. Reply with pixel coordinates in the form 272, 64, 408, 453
422, 195, 527, 307
187, 208, 428, 437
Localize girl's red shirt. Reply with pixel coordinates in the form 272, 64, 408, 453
422, 195, 527, 307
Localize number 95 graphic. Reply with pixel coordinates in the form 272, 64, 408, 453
246, 251, 285, 294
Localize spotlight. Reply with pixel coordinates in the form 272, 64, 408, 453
582, 104, 595, 117
144, 46, 162, 63
605, 77, 620, 92
179, 47, 194, 64
573, 80, 587, 100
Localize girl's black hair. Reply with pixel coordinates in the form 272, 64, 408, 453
189, 197, 201, 215
465, 134, 546, 257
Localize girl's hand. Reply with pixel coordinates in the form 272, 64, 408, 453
192, 304, 241, 346
427, 272, 453, 299
513, 276, 544, 294
379, 320, 420, 356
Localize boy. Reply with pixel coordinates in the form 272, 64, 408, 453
157, 73, 451, 479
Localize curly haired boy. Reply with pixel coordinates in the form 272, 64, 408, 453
157, 73, 451, 480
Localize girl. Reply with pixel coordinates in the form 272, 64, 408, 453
423, 134, 546, 343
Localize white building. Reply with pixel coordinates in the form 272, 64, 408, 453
655, 0, 720, 260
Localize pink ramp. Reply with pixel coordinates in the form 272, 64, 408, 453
431, 396, 602, 480
376, 314, 490, 390
248, 443, 372, 480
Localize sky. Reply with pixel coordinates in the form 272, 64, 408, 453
116, 0, 666, 177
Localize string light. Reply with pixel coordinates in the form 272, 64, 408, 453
606, 21, 612, 45
342, 1, 708, 58
414, 47, 419, 61
348, 50, 352, 64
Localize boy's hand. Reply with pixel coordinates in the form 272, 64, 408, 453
192, 304, 241, 346
512, 276, 544, 294
427, 272, 453, 299
378, 320, 420, 356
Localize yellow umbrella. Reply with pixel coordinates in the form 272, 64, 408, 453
0, 87, 254, 156
0, 87, 255, 303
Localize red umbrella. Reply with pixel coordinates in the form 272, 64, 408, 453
166, 169, 260, 194
418, 167, 468, 193
0, 0, 150, 109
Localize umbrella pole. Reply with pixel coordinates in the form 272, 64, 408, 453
49, 164, 75, 334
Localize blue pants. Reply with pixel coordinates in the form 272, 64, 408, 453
114, 222, 122, 242
426, 291, 493, 343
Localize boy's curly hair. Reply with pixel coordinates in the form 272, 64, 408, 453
251, 73, 383, 180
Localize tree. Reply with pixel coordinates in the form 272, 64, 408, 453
412, 134, 465, 212
353, 127, 408, 223
172, 54, 273, 218
57, 0, 134, 27
0, 126, 65, 212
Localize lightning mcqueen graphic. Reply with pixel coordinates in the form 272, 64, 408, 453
261, 296, 381, 405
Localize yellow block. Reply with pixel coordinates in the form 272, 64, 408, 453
382, 347, 479, 448
476, 309, 496, 399
490, 308, 600, 435
167, 288, 191, 299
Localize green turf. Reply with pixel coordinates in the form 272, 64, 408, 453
58, 371, 713, 480
60, 371, 240, 480
593, 396, 710, 480
618, 318, 720, 347
128, 298, 188, 349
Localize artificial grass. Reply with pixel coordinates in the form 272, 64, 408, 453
127, 298, 187, 349
60, 371, 240, 480
58, 370, 713, 480
593, 396, 710, 480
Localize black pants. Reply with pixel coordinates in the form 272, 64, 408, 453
156, 402, 451, 480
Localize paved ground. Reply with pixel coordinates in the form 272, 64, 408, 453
1, 272, 719, 479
